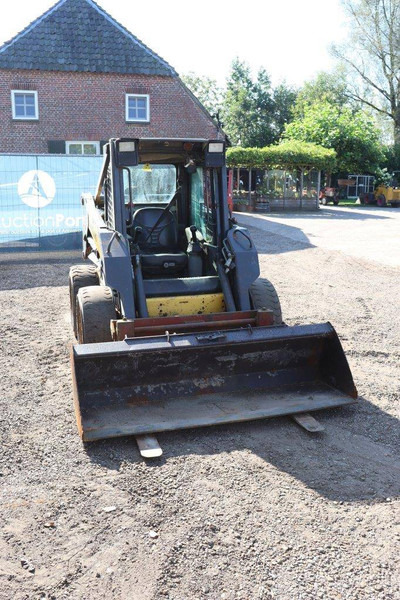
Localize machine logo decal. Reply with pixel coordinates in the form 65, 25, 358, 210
18, 170, 56, 208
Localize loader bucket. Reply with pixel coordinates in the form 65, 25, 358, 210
71, 323, 357, 442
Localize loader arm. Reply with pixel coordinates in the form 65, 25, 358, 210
82, 193, 135, 318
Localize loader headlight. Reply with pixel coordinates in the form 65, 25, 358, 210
204, 140, 225, 167
208, 142, 224, 153
115, 138, 139, 167
119, 141, 136, 152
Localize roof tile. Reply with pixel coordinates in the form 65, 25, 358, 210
0, 0, 176, 77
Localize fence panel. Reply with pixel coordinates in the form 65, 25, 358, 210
0, 154, 103, 251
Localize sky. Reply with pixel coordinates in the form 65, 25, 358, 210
0, 0, 348, 88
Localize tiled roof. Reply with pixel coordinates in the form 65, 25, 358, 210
0, 0, 177, 76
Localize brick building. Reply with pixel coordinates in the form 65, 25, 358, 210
0, 0, 223, 154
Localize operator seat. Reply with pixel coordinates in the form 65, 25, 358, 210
131, 207, 187, 276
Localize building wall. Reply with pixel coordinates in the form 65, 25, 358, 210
0, 70, 221, 153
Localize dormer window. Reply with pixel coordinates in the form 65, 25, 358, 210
11, 90, 38, 120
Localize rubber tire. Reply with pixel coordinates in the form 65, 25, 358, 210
333, 200, 339, 205
321, 197, 327, 206
249, 278, 283, 325
377, 194, 387, 207
76, 286, 116, 344
69, 264, 99, 338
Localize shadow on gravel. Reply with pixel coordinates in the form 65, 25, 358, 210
85, 398, 400, 504
0, 251, 83, 290
256, 207, 391, 221
236, 217, 315, 255
249, 225, 314, 255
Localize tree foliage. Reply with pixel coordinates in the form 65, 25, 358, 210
283, 101, 384, 172
222, 59, 297, 147
381, 144, 400, 173
272, 83, 298, 137
227, 141, 336, 171
293, 70, 350, 118
222, 59, 275, 147
183, 60, 297, 147
181, 72, 224, 119
332, 0, 400, 143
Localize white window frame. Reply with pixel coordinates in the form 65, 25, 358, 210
66, 141, 101, 155
125, 94, 150, 123
11, 90, 39, 120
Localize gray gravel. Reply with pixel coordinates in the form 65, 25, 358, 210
0, 218, 399, 600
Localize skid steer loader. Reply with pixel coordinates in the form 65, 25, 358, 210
69, 138, 357, 456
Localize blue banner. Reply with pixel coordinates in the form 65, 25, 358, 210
0, 154, 103, 251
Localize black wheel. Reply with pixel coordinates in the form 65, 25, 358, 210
76, 286, 116, 344
377, 194, 387, 207
333, 200, 339, 205
69, 264, 99, 338
249, 278, 283, 325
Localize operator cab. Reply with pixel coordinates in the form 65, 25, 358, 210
119, 138, 226, 280
86, 136, 261, 319
124, 163, 186, 276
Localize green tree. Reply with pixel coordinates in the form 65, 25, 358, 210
183, 62, 297, 146
181, 72, 224, 119
272, 83, 298, 138
382, 144, 400, 173
293, 71, 350, 118
222, 59, 276, 147
284, 101, 384, 173
332, 0, 400, 143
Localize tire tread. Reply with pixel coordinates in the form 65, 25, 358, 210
69, 264, 99, 337
249, 278, 283, 325
77, 286, 116, 343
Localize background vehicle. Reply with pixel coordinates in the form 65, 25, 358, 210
69, 138, 357, 453
319, 187, 339, 205
359, 172, 400, 207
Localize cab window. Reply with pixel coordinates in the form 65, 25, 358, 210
190, 167, 215, 243
123, 164, 176, 205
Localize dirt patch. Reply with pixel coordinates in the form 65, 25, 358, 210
0, 228, 399, 600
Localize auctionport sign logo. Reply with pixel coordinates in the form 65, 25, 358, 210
18, 170, 56, 208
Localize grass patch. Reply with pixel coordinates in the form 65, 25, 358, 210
321, 198, 358, 207
338, 198, 358, 206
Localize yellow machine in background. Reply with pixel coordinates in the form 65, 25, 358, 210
374, 171, 400, 207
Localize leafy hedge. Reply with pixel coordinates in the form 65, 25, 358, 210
226, 141, 336, 171
283, 102, 383, 173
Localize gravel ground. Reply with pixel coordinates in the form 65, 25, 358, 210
0, 217, 399, 600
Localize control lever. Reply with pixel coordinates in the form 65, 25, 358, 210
132, 226, 142, 245
190, 225, 198, 242
187, 225, 203, 277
